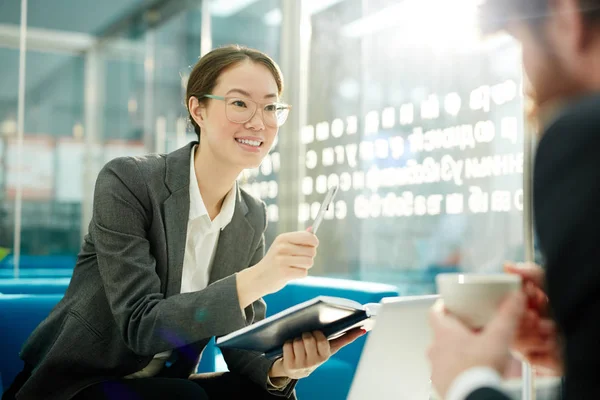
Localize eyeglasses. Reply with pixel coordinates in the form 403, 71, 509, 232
197, 94, 291, 128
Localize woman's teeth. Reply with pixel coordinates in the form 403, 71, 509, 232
236, 138, 262, 147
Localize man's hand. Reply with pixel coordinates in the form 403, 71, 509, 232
504, 262, 547, 314
269, 328, 366, 380
504, 262, 563, 375
427, 291, 525, 399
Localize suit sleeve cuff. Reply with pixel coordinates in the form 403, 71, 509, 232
267, 375, 292, 390
446, 367, 504, 400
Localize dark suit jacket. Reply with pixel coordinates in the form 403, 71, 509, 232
466, 387, 509, 400
467, 93, 600, 400
14, 142, 295, 399
534, 93, 600, 399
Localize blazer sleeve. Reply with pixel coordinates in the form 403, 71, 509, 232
90, 157, 249, 356
465, 387, 511, 400
220, 206, 298, 398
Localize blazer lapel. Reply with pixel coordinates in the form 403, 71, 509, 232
163, 142, 195, 297
209, 187, 255, 284
161, 143, 256, 293
164, 189, 189, 297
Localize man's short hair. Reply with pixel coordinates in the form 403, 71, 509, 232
478, 0, 600, 35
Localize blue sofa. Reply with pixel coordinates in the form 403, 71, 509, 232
0, 255, 75, 279
0, 276, 399, 399
0, 255, 76, 270
0, 278, 71, 294
0, 294, 63, 392
0, 269, 73, 278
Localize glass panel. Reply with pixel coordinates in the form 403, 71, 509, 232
305, 0, 525, 294
12, 51, 85, 267
211, 0, 282, 57
0, 3, 22, 271
0, 0, 149, 34
103, 29, 146, 146
99, 3, 205, 155
154, 6, 203, 153
0, 47, 19, 268
214, 0, 283, 245
0, 1, 207, 275
81, 3, 206, 247
0, 0, 88, 272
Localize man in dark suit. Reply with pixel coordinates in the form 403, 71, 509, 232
428, 0, 600, 399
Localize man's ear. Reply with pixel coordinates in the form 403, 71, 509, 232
553, 0, 587, 52
188, 96, 207, 130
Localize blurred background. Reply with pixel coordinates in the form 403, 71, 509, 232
0, 0, 528, 295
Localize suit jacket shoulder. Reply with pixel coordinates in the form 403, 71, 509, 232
534, 92, 600, 399
97, 150, 169, 203
239, 186, 268, 233
466, 387, 511, 400
534, 93, 600, 267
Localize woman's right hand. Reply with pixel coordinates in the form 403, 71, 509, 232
253, 231, 319, 295
237, 231, 319, 309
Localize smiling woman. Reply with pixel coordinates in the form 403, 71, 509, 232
185, 45, 290, 174
185, 45, 285, 137
4, 44, 356, 400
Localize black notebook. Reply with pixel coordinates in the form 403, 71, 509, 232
215, 296, 380, 360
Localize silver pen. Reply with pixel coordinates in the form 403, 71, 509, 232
310, 185, 339, 234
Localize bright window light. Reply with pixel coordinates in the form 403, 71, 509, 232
341, 0, 484, 51
210, 0, 259, 17
264, 8, 282, 26
263, 0, 346, 26
304, 0, 346, 15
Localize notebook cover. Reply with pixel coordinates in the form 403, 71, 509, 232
216, 296, 369, 359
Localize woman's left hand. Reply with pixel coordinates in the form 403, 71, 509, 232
269, 328, 366, 380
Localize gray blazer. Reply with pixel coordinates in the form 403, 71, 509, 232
16, 142, 295, 399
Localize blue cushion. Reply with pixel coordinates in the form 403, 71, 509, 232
0, 294, 63, 392
296, 358, 354, 400
1, 277, 396, 400
196, 337, 217, 373
0, 269, 73, 279
0, 278, 70, 294
0, 255, 76, 269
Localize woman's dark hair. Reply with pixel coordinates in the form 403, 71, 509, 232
185, 45, 284, 139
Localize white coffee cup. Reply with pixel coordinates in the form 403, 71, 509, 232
436, 273, 522, 329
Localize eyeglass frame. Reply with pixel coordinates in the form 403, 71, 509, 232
193, 94, 292, 127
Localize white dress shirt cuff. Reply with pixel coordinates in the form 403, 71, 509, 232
446, 367, 504, 400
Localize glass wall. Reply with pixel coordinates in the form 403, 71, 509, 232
0, 45, 19, 264
219, 0, 284, 246
1, 0, 528, 292
19, 51, 84, 257
0, 0, 208, 274
238, 0, 526, 294
302, 0, 524, 294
